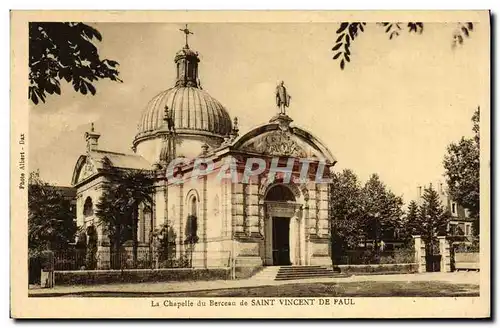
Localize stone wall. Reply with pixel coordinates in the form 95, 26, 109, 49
55, 267, 231, 286
336, 263, 419, 275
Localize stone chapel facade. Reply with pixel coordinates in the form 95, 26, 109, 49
71, 34, 337, 273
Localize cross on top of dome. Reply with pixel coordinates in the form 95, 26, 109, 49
174, 24, 200, 88
133, 24, 233, 154
179, 24, 193, 49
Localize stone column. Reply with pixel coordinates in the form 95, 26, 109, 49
289, 216, 297, 265
438, 236, 451, 272
154, 182, 166, 231
178, 183, 184, 258
247, 178, 260, 235
413, 235, 426, 273
202, 176, 208, 268
231, 183, 245, 235
303, 205, 310, 265
297, 207, 306, 266
317, 184, 330, 237
306, 182, 317, 236
264, 206, 273, 265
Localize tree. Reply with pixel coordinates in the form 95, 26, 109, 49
183, 214, 199, 267
29, 22, 122, 105
156, 223, 177, 267
414, 185, 450, 255
361, 174, 404, 254
28, 172, 76, 255
85, 225, 98, 270
443, 107, 480, 234
400, 200, 420, 246
95, 159, 154, 269
74, 229, 88, 269
330, 169, 365, 254
332, 22, 474, 70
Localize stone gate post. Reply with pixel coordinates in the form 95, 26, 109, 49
438, 236, 451, 272
413, 235, 426, 273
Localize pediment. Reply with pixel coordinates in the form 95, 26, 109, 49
78, 158, 98, 182
239, 130, 319, 159
72, 155, 100, 186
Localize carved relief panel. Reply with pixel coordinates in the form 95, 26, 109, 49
78, 158, 97, 182
241, 131, 308, 158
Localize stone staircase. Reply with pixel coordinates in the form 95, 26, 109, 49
251, 265, 349, 281
275, 265, 347, 281
251, 266, 282, 281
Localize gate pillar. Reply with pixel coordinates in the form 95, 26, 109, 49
438, 236, 451, 272
413, 235, 426, 273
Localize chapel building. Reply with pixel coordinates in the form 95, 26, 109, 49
71, 30, 337, 274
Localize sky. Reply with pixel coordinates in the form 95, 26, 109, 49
29, 22, 486, 203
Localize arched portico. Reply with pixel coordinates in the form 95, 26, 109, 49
263, 184, 307, 266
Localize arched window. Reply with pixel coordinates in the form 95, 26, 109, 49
83, 197, 94, 217
190, 196, 197, 217
185, 195, 198, 244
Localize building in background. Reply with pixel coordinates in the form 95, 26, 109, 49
416, 183, 474, 244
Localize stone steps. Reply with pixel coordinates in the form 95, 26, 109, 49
251, 266, 282, 281
275, 265, 348, 281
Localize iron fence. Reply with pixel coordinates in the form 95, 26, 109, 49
53, 249, 87, 271
52, 248, 231, 270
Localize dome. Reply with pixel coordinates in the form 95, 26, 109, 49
133, 37, 234, 150
175, 47, 197, 58
135, 86, 232, 140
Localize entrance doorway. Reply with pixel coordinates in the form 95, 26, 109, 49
264, 184, 303, 266
272, 217, 291, 265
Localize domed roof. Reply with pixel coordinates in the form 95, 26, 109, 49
134, 35, 233, 146
136, 86, 232, 139
175, 47, 198, 58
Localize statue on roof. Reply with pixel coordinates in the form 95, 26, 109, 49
276, 81, 291, 115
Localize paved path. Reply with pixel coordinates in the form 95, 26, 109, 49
29, 272, 479, 296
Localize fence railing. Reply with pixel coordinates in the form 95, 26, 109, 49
336, 248, 415, 265
52, 248, 231, 271
53, 249, 87, 271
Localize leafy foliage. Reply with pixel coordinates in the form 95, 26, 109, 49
407, 22, 425, 34
85, 225, 98, 270
452, 22, 474, 48
361, 174, 404, 249
333, 21, 473, 70
378, 22, 423, 40
156, 223, 177, 266
95, 159, 154, 268
332, 23, 366, 70
443, 107, 480, 234
330, 169, 365, 251
29, 22, 122, 104
399, 200, 420, 245
330, 170, 404, 258
185, 214, 199, 244
28, 172, 76, 255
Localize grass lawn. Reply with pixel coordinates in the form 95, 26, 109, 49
49, 280, 479, 297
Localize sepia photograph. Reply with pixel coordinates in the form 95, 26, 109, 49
10, 10, 490, 318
